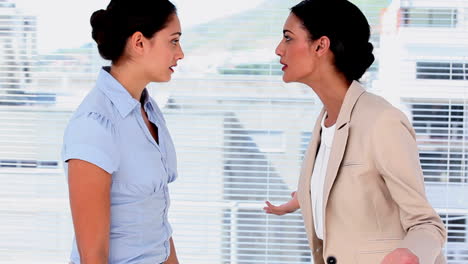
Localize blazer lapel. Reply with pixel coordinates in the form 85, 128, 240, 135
297, 108, 325, 250
321, 81, 366, 247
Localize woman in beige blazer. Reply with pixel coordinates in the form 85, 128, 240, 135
263, 0, 447, 263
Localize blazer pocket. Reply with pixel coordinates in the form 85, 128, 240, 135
357, 250, 391, 263
357, 238, 402, 263
340, 161, 364, 167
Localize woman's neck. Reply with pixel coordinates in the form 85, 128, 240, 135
305, 74, 350, 128
109, 63, 149, 101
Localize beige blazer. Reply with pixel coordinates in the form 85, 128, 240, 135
297, 81, 447, 264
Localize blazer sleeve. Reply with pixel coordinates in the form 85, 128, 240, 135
370, 107, 447, 263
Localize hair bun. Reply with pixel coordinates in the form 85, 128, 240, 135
363, 42, 375, 69
337, 40, 375, 81
366, 42, 374, 53
90, 9, 110, 45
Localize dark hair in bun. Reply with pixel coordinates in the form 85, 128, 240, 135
291, 0, 375, 81
90, 0, 177, 62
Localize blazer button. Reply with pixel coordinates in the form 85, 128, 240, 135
327, 256, 337, 264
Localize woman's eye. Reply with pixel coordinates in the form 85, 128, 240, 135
284, 35, 291, 41
172, 39, 180, 45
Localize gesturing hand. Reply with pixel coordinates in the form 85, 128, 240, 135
263, 191, 299, 215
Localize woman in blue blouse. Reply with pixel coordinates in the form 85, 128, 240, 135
61, 0, 184, 263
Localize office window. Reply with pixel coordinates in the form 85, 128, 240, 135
401, 8, 458, 28
218, 62, 283, 76
409, 102, 467, 183
300, 132, 313, 155
441, 214, 468, 261
417, 62, 468, 80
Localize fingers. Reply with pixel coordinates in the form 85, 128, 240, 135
265, 201, 279, 210
263, 201, 277, 214
264, 201, 288, 215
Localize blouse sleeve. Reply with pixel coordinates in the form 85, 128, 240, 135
62, 112, 120, 174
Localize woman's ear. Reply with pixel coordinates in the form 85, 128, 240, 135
128, 31, 145, 56
314, 36, 330, 55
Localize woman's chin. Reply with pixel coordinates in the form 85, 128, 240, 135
282, 75, 293, 83
152, 76, 171, 83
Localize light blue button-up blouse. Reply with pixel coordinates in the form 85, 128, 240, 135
62, 67, 178, 264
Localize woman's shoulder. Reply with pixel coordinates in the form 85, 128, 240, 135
354, 91, 410, 126
71, 88, 118, 125
62, 87, 121, 174
65, 88, 119, 138
358, 92, 395, 112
